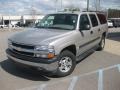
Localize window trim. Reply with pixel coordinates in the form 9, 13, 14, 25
79, 14, 91, 30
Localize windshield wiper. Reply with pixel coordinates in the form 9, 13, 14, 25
35, 26, 47, 29
47, 27, 72, 30
35, 26, 73, 30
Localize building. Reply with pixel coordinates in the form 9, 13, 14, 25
0, 15, 44, 27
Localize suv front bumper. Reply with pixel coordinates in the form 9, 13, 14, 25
6, 49, 58, 72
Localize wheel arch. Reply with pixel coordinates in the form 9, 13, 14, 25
102, 32, 107, 37
60, 45, 76, 56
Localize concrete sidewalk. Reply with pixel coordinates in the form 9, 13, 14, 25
104, 39, 120, 56
104, 28, 120, 56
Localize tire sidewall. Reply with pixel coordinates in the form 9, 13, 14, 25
101, 36, 105, 49
98, 36, 105, 51
56, 50, 76, 77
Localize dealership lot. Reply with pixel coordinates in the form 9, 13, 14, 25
0, 28, 120, 90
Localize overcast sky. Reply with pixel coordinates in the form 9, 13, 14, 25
0, 0, 120, 15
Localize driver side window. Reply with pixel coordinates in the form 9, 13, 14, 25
79, 14, 90, 30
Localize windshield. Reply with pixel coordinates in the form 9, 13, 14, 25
36, 14, 78, 30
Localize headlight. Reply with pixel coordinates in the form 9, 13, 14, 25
34, 45, 55, 58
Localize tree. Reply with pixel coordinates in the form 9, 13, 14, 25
108, 9, 120, 18
30, 6, 37, 24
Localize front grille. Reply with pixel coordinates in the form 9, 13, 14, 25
11, 42, 34, 56
13, 49, 34, 56
12, 42, 34, 49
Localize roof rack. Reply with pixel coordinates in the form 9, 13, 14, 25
58, 8, 107, 12
57, 8, 108, 17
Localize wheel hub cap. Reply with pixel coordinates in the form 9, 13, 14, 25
59, 57, 72, 73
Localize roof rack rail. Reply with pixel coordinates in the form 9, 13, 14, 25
82, 10, 106, 12
57, 9, 108, 15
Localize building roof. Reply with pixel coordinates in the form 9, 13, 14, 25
0, 15, 44, 20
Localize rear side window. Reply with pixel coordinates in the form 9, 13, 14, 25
97, 14, 107, 24
89, 14, 98, 27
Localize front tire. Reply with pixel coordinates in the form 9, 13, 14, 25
55, 50, 76, 77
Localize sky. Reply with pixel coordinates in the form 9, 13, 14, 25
0, 0, 120, 15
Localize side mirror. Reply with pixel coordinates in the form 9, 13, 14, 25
85, 25, 91, 30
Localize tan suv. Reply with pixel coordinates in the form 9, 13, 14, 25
6, 11, 108, 77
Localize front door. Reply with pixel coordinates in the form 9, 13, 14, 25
76, 14, 93, 56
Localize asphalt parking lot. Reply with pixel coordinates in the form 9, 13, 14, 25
0, 28, 120, 90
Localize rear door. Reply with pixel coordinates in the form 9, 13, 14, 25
88, 13, 101, 47
97, 13, 108, 36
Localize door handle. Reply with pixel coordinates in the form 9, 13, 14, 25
98, 29, 101, 32
90, 31, 93, 34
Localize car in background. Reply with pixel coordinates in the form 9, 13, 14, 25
6, 24, 19, 28
0, 24, 7, 28
110, 18, 120, 28
113, 20, 120, 28
107, 20, 113, 28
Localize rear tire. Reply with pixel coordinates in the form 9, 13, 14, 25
97, 35, 105, 51
55, 50, 76, 77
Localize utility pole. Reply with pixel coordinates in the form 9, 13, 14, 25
55, 0, 58, 12
87, 0, 89, 11
96, 0, 100, 11
2, 16, 4, 25
9, 10, 10, 30
98, 0, 100, 11
61, 0, 63, 10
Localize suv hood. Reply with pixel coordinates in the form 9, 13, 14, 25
9, 28, 72, 45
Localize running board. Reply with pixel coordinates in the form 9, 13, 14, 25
76, 45, 98, 62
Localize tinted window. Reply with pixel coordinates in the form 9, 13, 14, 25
89, 14, 98, 27
79, 14, 90, 30
97, 14, 107, 24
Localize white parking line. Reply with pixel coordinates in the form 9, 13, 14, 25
18, 64, 120, 90
68, 76, 78, 90
18, 83, 47, 90
38, 84, 47, 90
103, 64, 118, 71
117, 64, 120, 72
98, 70, 103, 90
18, 85, 41, 90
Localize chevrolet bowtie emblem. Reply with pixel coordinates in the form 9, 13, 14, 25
16, 47, 22, 51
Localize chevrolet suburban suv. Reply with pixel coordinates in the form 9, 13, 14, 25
6, 12, 108, 77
